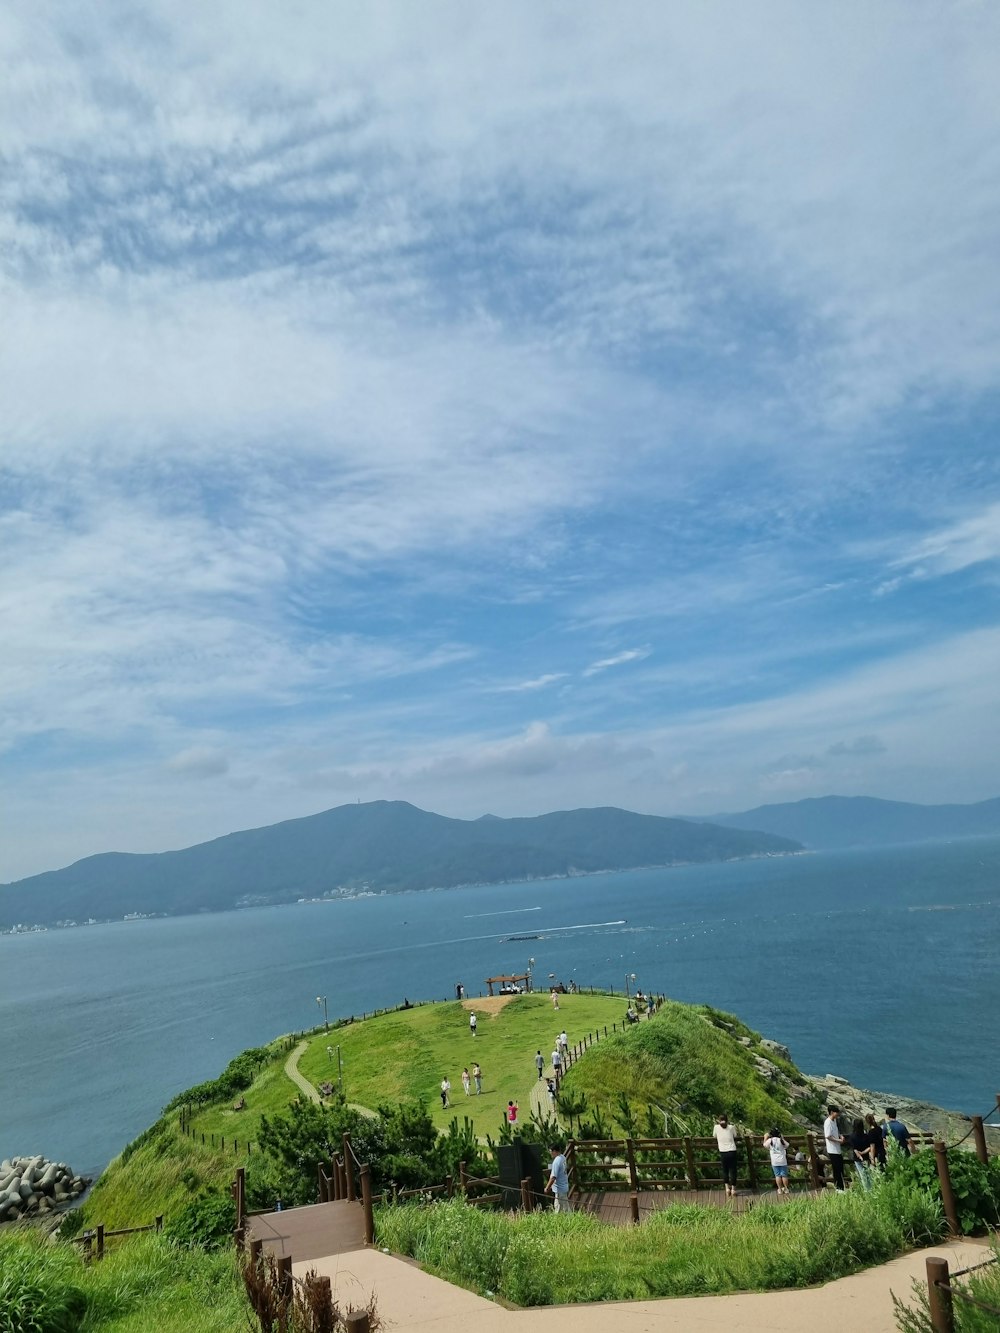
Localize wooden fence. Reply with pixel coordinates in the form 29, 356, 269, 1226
71, 1215, 163, 1263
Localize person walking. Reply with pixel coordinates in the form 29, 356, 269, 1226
440, 1077, 451, 1109
546, 1143, 573, 1213
546, 1077, 557, 1110
534, 1050, 545, 1079
551, 989, 560, 1010
469, 1011, 477, 1038
472, 1062, 482, 1094
551, 1047, 562, 1079
462, 1067, 471, 1096
823, 1106, 847, 1190
507, 1100, 519, 1127
763, 1128, 790, 1195
713, 1113, 740, 1197
559, 1030, 568, 1056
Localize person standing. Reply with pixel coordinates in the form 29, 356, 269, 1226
551, 1047, 562, 1079
848, 1118, 874, 1190
551, 989, 560, 1010
473, 1062, 482, 1094
546, 1077, 557, 1110
546, 1143, 573, 1213
507, 1100, 519, 1127
763, 1128, 790, 1195
823, 1106, 846, 1190
866, 1113, 887, 1169
559, 1030, 568, 1056
713, 1114, 740, 1197
534, 1050, 545, 1080
440, 1077, 451, 1109
883, 1108, 911, 1157
462, 1067, 471, 1096
469, 1011, 477, 1038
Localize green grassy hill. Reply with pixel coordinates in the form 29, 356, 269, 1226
79, 991, 822, 1230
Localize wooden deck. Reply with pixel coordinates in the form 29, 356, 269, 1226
247, 1199, 366, 1262
579, 1187, 819, 1223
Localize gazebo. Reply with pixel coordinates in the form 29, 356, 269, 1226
484, 972, 533, 996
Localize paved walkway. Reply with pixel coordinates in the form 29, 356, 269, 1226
249, 1200, 365, 1262
297, 1237, 991, 1333
284, 1041, 376, 1119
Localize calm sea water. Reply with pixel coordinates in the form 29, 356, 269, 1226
2, 837, 998, 1178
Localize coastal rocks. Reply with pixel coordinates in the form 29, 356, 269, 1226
805, 1074, 1000, 1149
761, 1038, 791, 1062
0, 1156, 90, 1223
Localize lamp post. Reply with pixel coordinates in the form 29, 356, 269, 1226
527, 957, 535, 993
316, 995, 328, 1032
326, 1044, 344, 1096
625, 972, 636, 999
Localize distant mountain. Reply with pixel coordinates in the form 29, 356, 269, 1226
0, 801, 799, 929
702, 794, 1000, 850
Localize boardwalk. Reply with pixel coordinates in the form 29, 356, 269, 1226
247, 1199, 366, 1262
579, 1186, 818, 1223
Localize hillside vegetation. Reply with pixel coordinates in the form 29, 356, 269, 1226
0, 800, 799, 926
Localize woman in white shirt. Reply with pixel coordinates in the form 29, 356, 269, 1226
763, 1129, 790, 1195
713, 1114, 740, 1197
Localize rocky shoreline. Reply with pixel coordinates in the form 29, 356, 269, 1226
0, 1155, 91, 1223
805, 1072, 1000, 1148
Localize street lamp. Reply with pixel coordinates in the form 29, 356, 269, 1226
624, 973, 636, 999
326, 1044, 344, 1096
527, 957, 535, 992
316, 995, 329, 1031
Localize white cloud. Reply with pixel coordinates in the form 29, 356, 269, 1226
493, 674, 568, 693
583, 648, 652, 677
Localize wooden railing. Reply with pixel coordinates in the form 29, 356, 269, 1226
71, 1215, 163, 1262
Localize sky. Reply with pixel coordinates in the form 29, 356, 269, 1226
3, 2, 1000, 882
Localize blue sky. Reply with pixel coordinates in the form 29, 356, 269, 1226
3, 2, 1000, 880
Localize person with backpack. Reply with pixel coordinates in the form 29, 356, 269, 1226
763, 1128, 790, 1195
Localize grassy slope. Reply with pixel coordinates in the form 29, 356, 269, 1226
559, 1000, 814, 1130
297, 993, 626, 1134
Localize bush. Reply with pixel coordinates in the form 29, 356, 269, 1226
164, 1190, 236, 1250
888, 1148, 1000, 1235
164, 1047, 272, 1112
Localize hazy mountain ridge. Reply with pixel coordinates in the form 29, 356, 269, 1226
703, 794, 1000, 849
0, 801, 798, 929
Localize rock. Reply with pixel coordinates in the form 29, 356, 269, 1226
761, 1038, 791, 1062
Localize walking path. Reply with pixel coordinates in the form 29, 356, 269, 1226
284, 1041, 376, 1118
298, 1237, 991, 1333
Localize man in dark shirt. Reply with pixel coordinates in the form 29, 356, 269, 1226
883, 1108, 911, 1156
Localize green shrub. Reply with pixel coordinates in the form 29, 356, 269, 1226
164, 1047, 272, 1112
888, 1148, 1000, 1234
164, 1190, 236, 1250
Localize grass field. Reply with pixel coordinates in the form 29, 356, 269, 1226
297, 992, 628, 1135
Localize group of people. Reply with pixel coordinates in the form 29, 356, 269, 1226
440, 1062, 484, 1105
712, 1105, 913, 1196
822, 1105, 911, 1191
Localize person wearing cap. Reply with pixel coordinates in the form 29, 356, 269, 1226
823, 1105, 846, 1190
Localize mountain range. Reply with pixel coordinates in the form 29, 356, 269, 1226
704, 794, 1000, 849
0, 802, 796, 929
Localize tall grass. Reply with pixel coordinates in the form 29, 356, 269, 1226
0, 1228, 249, 1333
894, 1243, 1000, 1332
375, 1170, 945, 1306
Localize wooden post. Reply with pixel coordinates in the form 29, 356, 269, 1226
234, 1166, 246, 1230
446, 1174, 454, 1198
629, 1191, 640, 1225
345, 1312, 370, 1333
155, 1215, 163, 1232
684, 1137, 698, 1190
318, 1162, 327, 1202
521, 1176, 533, 1212
312, 1275, 334, 1333
925, 1256, 956, 1333
625, 1138, 639, 1192
566, 1140, 578, 1196
459, 1160, 467, 1194
249, 1238, 263, 1265
96, 1224, 105, 1262
344, 1134, 356, 1201
360, 1165, 374, 1245
806, 1133, 821, 1191
934, 1142, 960, 1235
83, 1231, 92, 1264
276, 1255, 293, 1305
972, 1116, 989, 1165
744, 1134, 758, 1191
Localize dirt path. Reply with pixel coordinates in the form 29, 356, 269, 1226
284, 1040, 376, 1119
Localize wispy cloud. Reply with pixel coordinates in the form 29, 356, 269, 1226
493, 674, 568, 693
583, 649, 652, 678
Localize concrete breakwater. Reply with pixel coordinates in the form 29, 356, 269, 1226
0, 1155, 91, 1222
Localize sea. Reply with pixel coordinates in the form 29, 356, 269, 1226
2, 836, 998, 1180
